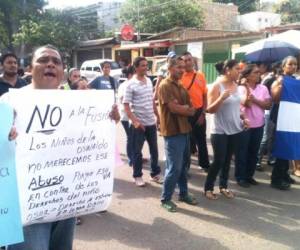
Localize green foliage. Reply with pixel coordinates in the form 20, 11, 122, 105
212, 0, 258, 14
274, 0, 300, 24
13, 10, 81, 55
0, 0, 45, 50
120, 0, 204, 33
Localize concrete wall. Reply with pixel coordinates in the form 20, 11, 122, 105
197, 1, 240, 31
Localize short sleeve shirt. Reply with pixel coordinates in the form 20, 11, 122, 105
89, 76, 116, 90
238, 84, 271, 128
118, 80, 129, 121
158, 77, 192, 137
123, 75, 156, 126
181, 70, 207, 109
0, 77, 27, 96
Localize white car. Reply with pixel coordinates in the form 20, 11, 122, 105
80, 59, 122, 84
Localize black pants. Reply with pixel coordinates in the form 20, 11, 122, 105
204, 133, 240, 191
191, 120, 210, 169
271, 158, 290, 184
235, 126, 264, 181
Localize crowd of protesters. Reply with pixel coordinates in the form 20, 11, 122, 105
0, 43, 299, 249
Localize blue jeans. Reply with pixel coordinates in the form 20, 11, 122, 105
257, 114, 276, 163
235, 126, 264, 181
7, 218, 75, 250
161, 134, 190, 202
131, 124, 160, 178
121, 120, 133, 165
204, 133, 240, 191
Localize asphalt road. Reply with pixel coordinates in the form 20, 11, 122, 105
74, 121, 300, 250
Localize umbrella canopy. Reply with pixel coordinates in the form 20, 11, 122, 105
235, 30, 300, 62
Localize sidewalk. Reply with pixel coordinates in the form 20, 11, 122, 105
74, 123, 300, 250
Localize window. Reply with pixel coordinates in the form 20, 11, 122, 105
81, 67, 85, 71
86, 67, 92, 71
93, 66, 101, 72
110, 61, 121, 70
104, 48, 112, 59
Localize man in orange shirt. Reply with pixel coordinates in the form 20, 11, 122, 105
181, 51, 210, 171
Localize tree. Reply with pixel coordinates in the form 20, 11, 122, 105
13, 10, 81, 59
0, 0, 45, 51
120, 0, 204, 33
212, 0, 258, 14
274, 0, 300, 24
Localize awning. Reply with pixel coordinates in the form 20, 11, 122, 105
78, 37, 116, 48
117, 39, 172, 50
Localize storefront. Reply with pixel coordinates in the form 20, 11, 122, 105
113, 39, 173, 64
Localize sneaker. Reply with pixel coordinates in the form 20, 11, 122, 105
178, 194, 198, 205
161, 200, 177, 212
247, 178, 259, 185
150, 174, 164, 184
134, 177, 146, 187
237, 180, 250, 188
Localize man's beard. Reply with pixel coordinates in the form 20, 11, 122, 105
5, 71, 17, 77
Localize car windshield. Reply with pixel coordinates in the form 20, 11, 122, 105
110, 62, 121, 70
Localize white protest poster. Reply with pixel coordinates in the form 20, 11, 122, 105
8, 89, 116, 226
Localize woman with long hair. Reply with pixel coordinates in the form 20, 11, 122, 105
235, 64, 271, 187
204, 59, 247, 200
271, 56, 298, 190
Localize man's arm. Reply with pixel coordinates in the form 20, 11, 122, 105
124, 103, 145, 131
167, 100, 195, 116
158, 82, 195, 117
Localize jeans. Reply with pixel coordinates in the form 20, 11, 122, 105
204, 133, 240, 192
131, 124, 161, 178
235, 126, 264, 181
191, 120, 210, 169
121, 120, 133, 165
271, 158, 290, 184
7, 218, 75, 250
161, 134, 190, 201
257, 114, 276, 164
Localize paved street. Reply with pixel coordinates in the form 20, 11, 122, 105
74, 121, 300, 250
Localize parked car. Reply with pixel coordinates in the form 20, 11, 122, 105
80, 59, 122, 84
146, 56, 167, 86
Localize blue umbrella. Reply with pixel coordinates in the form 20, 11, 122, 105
235, 30, 300, 62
